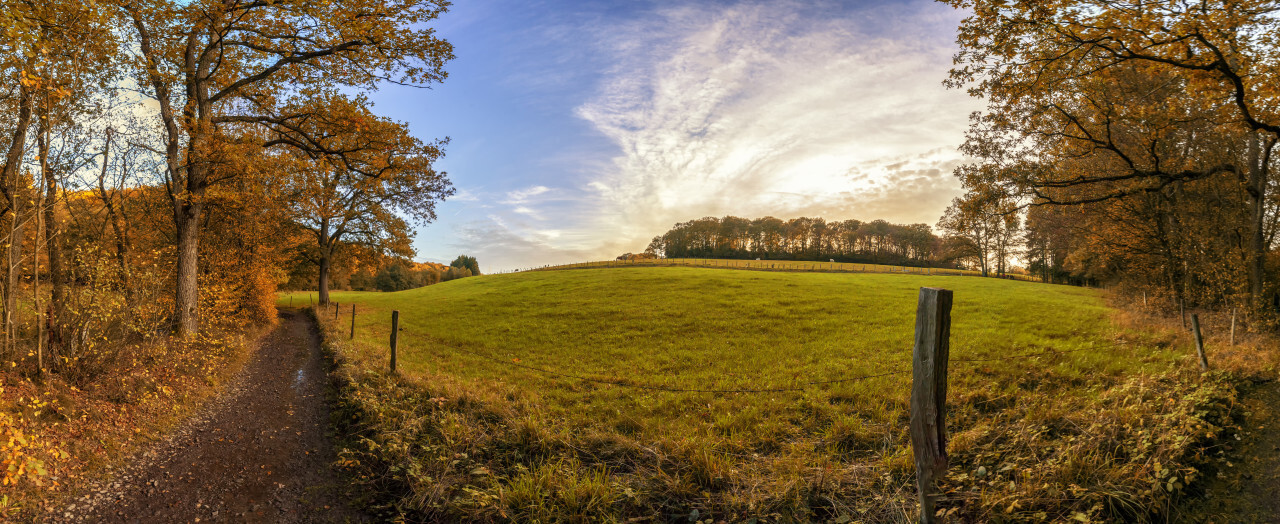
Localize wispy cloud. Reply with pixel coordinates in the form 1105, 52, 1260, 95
502, 185, 551, 204
450, 187, 481, 202
447, 1, 979, 270
573, 1, 978, 239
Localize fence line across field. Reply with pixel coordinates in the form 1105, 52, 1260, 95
320, 286, 1215, 524
406, 332, 909, 393
373, 316, 1137, 395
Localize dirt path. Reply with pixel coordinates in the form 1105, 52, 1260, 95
1177, 379, 1280, 523
55, 309, 366, 523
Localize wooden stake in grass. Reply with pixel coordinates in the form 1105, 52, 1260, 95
334, 302, 340, 320
1230, 307, 1236, 346
351, 304, 357, 340
390, 310, 400, 373
911, 287, 952, 524
1191, 313, 1208, 371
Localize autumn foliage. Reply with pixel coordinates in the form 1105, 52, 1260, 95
1, 0, 457, 515
940, 0, 1280, 322
650, 215, 945, 267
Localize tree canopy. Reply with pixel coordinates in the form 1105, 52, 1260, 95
120, 0, 455, 335
650, 216, 946, 267
942, 0, 1280, 311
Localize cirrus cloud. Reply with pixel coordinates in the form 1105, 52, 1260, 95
441, 1, 980, 271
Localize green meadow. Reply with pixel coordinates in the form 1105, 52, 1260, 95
283, 267, 1227, 522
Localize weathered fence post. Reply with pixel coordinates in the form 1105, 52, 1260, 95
334, 302, 340, 320
911, 287, 952, 524
289, 296, 293, 307
351, 304, 357, 340
1191, 313, 1208, 371
1179, 299, 1187, 330
390, 310, 400, 373
1230, 308, 1236, 346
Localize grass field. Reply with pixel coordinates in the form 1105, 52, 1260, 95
284, 267, 1237, 522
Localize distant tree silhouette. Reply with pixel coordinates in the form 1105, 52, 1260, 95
648, 215, 942, 266
450, 255, 481, 275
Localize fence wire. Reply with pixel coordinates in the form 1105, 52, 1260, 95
407, 331, 1132, 394
949, 343, 1121, 363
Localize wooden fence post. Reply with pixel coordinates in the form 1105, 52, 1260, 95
1229, 308, 1236, 346
911, 287, 952, 524
1191, 313, 1208, 371
390, 310, 399, 373
334, 302, 340, 320
1179, 299, 1187, 330
351, 304, 357, 340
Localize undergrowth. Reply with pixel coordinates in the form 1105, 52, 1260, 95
0, 329, 254, 520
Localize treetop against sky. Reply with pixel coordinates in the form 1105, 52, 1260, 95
383, 0, 980, 271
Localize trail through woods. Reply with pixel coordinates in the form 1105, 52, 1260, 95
54, 310, 367, 523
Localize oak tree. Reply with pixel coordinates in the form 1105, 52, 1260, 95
277, 94, 452, 304
119, 0, 453, 335
943, 0, 1280, 307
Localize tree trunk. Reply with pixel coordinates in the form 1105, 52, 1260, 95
317, 217, 332, 305
130, 7, 206, 337
39, 124, 65, 316
173, 197, 202, 336
978, 235, 989, 277
1, 81, 32, 203
96, 129, 132, 302
1245, 133, 1274, 311
1244, 132, 1264, 310
1, 83, 32, 353
6, 204, 25, 344
318, 254, 331, 305
171, 71, 213, 336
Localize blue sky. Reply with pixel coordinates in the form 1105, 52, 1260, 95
369, 0, 981, 272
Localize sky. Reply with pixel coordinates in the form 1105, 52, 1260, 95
369, 0, 983, 272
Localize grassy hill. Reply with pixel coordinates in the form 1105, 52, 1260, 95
283, 267, 1236, 522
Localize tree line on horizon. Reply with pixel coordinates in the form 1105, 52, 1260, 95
282, 254, 481, 293
645, 216, 943, 267
639, 214, 1087, 284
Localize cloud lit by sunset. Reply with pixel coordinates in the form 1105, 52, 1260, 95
382, 0, 980, 270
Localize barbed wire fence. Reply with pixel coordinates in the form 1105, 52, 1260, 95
315, 284, 1203, 524
389, 331, 1129, 394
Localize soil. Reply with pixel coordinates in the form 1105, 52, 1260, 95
1177, 379, 1280, 523
52, 309, 367, 523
